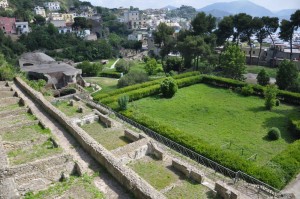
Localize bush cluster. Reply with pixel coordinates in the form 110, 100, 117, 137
160, 77, 178, 98
117, 71, 149, 88
241, 85, 254, 96
99, 71, 121, 78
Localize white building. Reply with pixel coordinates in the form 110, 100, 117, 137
34, 6, 46, 18
58, 26, 73, 34
124, 11, 147, 30
44, 2, 61, 11
124, 11, 140, 23
15, 22, 30, 34
0, 0, 8, 8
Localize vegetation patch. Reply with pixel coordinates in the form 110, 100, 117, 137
81, 121, 131, 150
24, 174, 104, 199
128, 156, 179, 190
8, 139, 62, 165
165, 179, 218, 199
83, 77, 118, 93
52, 100, 92, 117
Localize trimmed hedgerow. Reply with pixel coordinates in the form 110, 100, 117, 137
92, 72, 200, 100
99, 71, 121, 79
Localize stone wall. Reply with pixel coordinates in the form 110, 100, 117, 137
94, 110, 114, 127
124, 129, 140, 142
215, 181, 239, 199
14, 77, 166, 199
172, 158, 205, 184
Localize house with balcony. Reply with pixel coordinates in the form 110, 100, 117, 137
124, 10, 147, 30
0, 0, 8, 9
44, 2, 61, 11
15, 22, 30, 34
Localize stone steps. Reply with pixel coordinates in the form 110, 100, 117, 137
0, 115, 32, 126
0, 97, 20, 107
0, 86, 12, 92
0, 91, 15, 98
3, 136, 49, 152
0, 107, 29, 118
0, 120, 39, 134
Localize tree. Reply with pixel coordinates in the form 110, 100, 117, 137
257, 69, 270, 86
255, 18, 268, 65
279, 19, 294, 60
165, 57, 183, 73
144, 58, 158, 75
160, 77, 178, 98
232, 13, 252, 44
262, 17, 279, 66
118, 95, 129, 110
264, 85, 278, 110
117, 71, 149, 88
191, 12, 216, 35
276, 60, 298, 90
220, 44, 246, 80
76, 61, 103, 76
33, 15, 46, 26
215, 16, 234, 46
153, 23, 175, 70
72, 17, 92, 30
115, 59, 133, 74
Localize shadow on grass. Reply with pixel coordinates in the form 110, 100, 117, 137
262, 116, 296, 144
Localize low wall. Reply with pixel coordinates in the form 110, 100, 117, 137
124, 129, 140, 142
14, 77, 166, 199
86, 100, 109, 115
215, 181, 239, 199
94, 110, 114, 127
148, 141, 165, 160
172, 158, 205, 183
75, 114, 99, 126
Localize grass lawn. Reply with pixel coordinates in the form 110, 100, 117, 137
127, 84, 300, 165
24, 174, 103, 199
84, 77, 118, 93
246, 65, 277, 78
128, 156, 179, 190
0, 103, 21, 112
165, 179, 219, 199
8, 139, 62, 165
81, 121, 131, 150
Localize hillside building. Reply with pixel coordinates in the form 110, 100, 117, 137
0, 17, 16, 34
34, 6, 46, 18
0, 0, 8, 9
44, 2, 61, 11
15, 22, 30, 34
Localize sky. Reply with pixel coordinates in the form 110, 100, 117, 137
86, 0, 300, 11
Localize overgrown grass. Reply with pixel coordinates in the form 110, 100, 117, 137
0, 103, 20, 112
24, 174, 104, 199
125, 84, 299, 165
52, 100, 92, 117
2, 124, 51, 142
165, 179, 219, 199
83, 77, 118, 93
81, 121, 131, 150
8, 140, 62, 165
128, 156, 179, 190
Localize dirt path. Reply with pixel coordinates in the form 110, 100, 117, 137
110, 59, 120, 69
244, 73, 276, 84
11, 83, 131, 199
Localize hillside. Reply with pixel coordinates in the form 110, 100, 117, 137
8, 0, 81, 10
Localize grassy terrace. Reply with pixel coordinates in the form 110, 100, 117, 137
126, 84, 299, 165
246, 65, 277, 78
83, 77, 118, 93
24, 174, 103, 199
81, 121, 131, 150
52, 100, 92, 118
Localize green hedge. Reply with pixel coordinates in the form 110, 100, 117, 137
93, 72, 201, 101
121, 110, 285, 189
99, 71, 121, 79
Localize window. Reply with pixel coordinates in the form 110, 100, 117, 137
249, 51, 251, 54
253, 51, 255, 54
23, 25, 26, 28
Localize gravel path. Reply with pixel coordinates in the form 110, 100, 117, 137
110, 59, 120, 69
244, 73, 276, 84
12, 83, 131, 199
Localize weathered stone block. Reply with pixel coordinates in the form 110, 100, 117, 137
124, 129, 140, 142
172, 158, 190, 177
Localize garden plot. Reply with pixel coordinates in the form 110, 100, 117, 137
24, 174, 104, 199
127, 155, 217, 198
81, 121, 131, 151
52, 99, 93, 118
126, 84, 300, 165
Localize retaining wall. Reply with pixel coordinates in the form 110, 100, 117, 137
94, 110, 114, 127
172, 158, 205, 183
215, 181, 239, 199
14, 77, 166, 199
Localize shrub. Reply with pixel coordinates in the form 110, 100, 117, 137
115, 59, 133, 74
264, 85, 278, 110
241, 85, 254, 96
267, 127, 280, 140
76, 61, 103, 77
144, 58, 159, 75
117, 71, 149, 88
118, 95, 129, 110
165, 57, 183, 72
257, 69, 270, 86
160, 77, 178, 98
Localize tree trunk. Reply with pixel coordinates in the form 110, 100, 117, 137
196, 56, 199, 71
257, 42, 262, 65
249, 40, 253, 65
290, 37, 293, 60
269, 33, 276, 67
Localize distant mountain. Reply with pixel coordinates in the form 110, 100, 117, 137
201, 9, 232, 18
161, 5, 177, 10
198, 0, 274, 17
274, 9, 297, 19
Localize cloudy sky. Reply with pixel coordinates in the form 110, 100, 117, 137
86, 0, 299, 11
